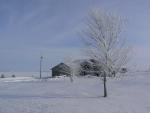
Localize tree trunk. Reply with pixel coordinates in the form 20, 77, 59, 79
103, 72, 107, 97
70, 75, 73, 83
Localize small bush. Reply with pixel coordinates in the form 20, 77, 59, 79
1, 74, 5, 78
12, 75, 15, 77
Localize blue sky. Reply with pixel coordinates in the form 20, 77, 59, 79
0, 0, 150, 71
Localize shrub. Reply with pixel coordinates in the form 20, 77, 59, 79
12, 75, 15, 78
1, 74, 5, 78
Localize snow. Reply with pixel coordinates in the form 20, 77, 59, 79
0, 72, 149, 113
0, 77, 37, 83
0, 72, 51, 78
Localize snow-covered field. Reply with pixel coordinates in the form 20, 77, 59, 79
0, 72, 149, 113
0, 72, 51, 78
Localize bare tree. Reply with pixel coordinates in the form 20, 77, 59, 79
64, 57, 81, 82
82, 9, 130, 97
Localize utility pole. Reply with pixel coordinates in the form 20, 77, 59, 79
40, 56, 43, 79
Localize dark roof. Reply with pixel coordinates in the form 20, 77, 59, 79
51, 63, 70, 70
51, 59, 99, 70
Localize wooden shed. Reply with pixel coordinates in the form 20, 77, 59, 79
51, 63, 71, 77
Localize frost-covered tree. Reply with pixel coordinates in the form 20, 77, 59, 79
82, 9, 130, 97
64, 57, 80, 82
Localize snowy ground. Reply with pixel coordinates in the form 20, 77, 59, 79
0, 72, 51, 78
0, 72, 149, 113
